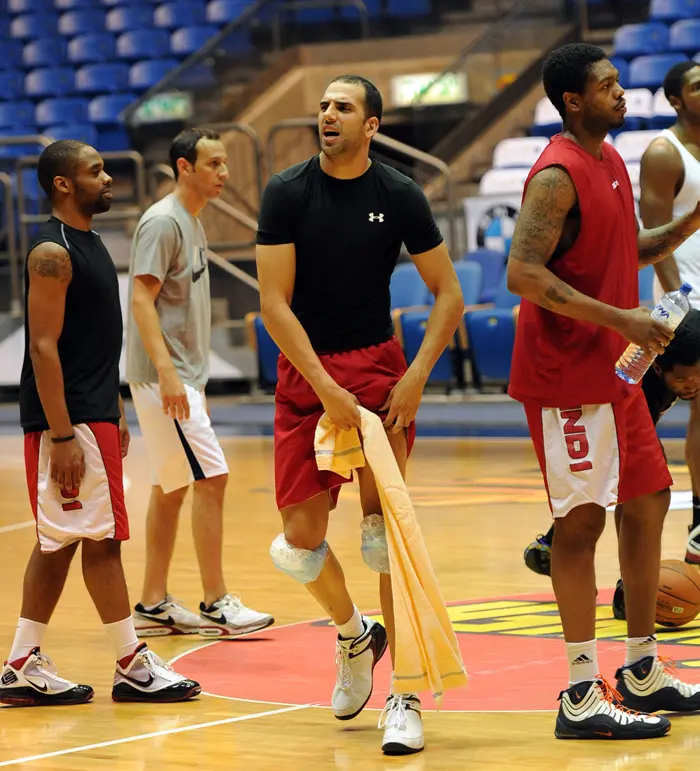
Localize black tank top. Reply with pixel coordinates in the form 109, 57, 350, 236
19, 216, 123, 433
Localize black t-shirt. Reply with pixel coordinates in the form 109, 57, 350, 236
642, 367, 677, 426
19, 217, 123, 433
256, 155, 443, 352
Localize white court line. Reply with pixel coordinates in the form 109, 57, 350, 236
0, 702, 312, 768
0, 521, 33, 534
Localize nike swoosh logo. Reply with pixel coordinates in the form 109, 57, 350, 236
25, 677, 48, 692
154, 615, 175, 626
204, 614, 228, 624
594, 731, 613, 737
122, 673, 155, 688
192, 266, 207, 283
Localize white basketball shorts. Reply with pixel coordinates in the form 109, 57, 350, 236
24, 422, 129, 554
129, 383, 228, 494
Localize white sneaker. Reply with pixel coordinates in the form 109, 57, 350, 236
332, 617, 388, 720
133, 595, 201, 637
199, 593, 274, 637
0, 648, 93, 707
379, 694, 424, 755
112, 643, 201, 703
686, 524, 700, 564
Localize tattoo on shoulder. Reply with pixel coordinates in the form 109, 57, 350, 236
27, 243, 72, 282
508, 166, 577, 266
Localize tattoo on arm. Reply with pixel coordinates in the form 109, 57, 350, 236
27, 243, 72, 282
543, 280, 575, 308
637, 220, 694, 264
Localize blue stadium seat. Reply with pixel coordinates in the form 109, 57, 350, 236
35, 97, 90, 127
106, 6, 154, 32
25, 67, 75, 98
116, 29, 170, 60
245, 312, 280, 390
9, 0, 54, 13
639, 264, 656, 305
206, 0, 250, 25
59, 10, 107, 36
464, 309, 516, 384
68, 33, 117, 64
629, 53, 688, 89
88, 92, 135, 123
614, 23, 671, 58
129, 58, 179, 90
0, 101, 35, 128
463, 250, 506, 304
55, 0, 98, 8
0, 70, 25, 101
387, 0, 431, 14
390, 262, 430, 309
95, 127, 131, 151
341, 0, 381, 18
170, 25, 219, 56
451, 261, 483, 306
0, 42, 25, 70
10, 13, 59, 40
0, 129, 46, 159
23, 38, 68, 68
45, 122, 98, 146
609, 55, 630, 88
669, 18, 700, 51
76, 62, 130, 94
649, 0, 700, 21
155, 1, 207, 29
399, 309, 457, 384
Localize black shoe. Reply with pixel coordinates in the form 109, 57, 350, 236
612, 579, 626, 620
555, 678, 670, 740
616, 655, 700, 713
0, 649, 93, 707
524, 534, 552, 576
112, 644, 201, 703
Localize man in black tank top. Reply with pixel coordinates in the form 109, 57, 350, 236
641, 61, 700, 564
0, 140, 199, 707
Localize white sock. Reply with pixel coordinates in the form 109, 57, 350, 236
625, 635, 657, 667
566, 639, 598, 685
335, 606, 364, 640
104, 617, 140, 663
8, 618, 47, 665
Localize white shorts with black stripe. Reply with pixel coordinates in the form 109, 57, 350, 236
129, 383, 228, 494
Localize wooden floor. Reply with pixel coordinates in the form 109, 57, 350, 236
1, 430, 700, 768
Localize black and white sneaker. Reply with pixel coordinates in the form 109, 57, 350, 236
616, 655, 700, 713
685, 524, 700, 565
112, 643, 201, 703
612, 579, 626, 621
379, 694, 424, 755
0, 648, 93, 707
199, 594, 274, 638
332, 617, 388, 720
555, 677, 670, 739
133, 595, 201, 637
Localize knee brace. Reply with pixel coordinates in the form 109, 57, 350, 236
269, 533, 328, 583
361, 514, 390, 574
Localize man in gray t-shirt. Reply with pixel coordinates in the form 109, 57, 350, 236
126, 128, 273, 639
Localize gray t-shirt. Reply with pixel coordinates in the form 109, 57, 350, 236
126, 193, 211, 389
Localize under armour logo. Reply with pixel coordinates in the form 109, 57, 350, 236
612, 180, 619, 189
369, 213, 384, 223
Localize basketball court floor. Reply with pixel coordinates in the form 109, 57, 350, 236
1, 417, 700, 768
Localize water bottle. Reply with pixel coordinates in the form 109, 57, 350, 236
615, 282, 693, 384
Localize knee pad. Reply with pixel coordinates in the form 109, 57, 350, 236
361, 514, 390, 574
269, 533, 328, 583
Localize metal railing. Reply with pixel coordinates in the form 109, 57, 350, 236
267, 118, 458, 258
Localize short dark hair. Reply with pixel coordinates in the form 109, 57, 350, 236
37, 140, 89, 201
329, 74, 383, 122
663, 61, 700, 101
169, 127, 221, 180
542, 43, 609, 119
658, 309, 700, 371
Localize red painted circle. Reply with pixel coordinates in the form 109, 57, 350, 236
175, 590, 700, 711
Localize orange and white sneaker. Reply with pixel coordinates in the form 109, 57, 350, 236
0, 648, 93, 707
555, 676, 670, 740
112, 643, 200, 703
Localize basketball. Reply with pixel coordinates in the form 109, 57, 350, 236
656, 559, 700, 627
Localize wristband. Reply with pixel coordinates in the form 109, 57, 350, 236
50, 434, 75, 444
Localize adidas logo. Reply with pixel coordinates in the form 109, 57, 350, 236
572, 654, 593, 665
1, 670, 18, 686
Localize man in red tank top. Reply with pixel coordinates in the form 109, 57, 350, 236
508, 43, 700, 739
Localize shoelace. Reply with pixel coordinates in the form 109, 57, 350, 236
657, 656, 700, 697
217, 594, 242, 613
34, 653, 73, 687
595, 674, 642, 717
378, 694, 412, 730
335, 644, 353, 692
139, 648, 175, 676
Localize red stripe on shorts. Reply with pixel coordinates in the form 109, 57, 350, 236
23, 432, 41, 523
87, 422, 130, 541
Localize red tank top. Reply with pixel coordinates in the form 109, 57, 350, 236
508, 135, 638, 408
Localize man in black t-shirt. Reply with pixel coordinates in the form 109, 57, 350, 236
256, 75, 464, 756
524, 310, 700, 616
0, 141, 199, 709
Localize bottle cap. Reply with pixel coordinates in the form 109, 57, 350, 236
681, 282, 693, 295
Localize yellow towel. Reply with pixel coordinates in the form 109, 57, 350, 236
314, 407, 468, 707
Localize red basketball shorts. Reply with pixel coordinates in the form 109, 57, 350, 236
274, 337, 416, 510
524, 387, 672, 518
24, 421, 129, 553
